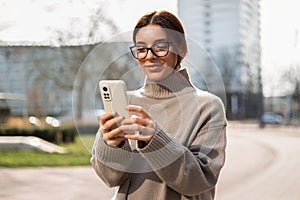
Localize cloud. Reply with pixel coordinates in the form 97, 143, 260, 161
0, 0, 178, 44
0, 0, 104, 44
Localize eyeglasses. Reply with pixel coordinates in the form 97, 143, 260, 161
130, 41, 172, 59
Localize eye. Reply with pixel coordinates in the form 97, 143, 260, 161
154, 42, 168, 51
136, 46, 147, 53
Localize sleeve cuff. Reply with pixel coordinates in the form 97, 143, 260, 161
92, 131, 132, 171
137, 125, 185, 170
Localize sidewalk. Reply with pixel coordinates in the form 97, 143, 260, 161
0, 124, 294, 200
0, 166, 116, 200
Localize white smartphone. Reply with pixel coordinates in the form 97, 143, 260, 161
99, 80, 129, 118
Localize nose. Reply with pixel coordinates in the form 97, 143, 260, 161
145, 48, 157, 59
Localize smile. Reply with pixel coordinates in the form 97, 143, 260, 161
144, 64, 163, 72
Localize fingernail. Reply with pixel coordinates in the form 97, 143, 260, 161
112, 112, 118, 117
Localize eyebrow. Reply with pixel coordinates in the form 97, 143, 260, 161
136, 39, 169, 45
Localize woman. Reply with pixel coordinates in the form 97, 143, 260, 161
91, 10, 227, 200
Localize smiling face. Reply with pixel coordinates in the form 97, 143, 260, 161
134, 24, 179, 81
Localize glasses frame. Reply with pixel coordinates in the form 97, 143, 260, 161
129, 41, 172, 59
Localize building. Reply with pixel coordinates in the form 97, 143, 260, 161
0, 42, 140, 121
0, 46, 86, 117
0, 0, 262, 120
178, 0, 262, 119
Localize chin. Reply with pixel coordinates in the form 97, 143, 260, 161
146, 72, 168, 81
147, 75, 163, 81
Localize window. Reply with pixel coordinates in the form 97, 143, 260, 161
205, 20, 211, 26
204, 12, 210, 17
204, 39, 211, 44
204, 30, 211, 35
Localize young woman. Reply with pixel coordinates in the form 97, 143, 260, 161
91, 10, 227, 200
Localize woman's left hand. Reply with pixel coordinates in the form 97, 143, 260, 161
120, 105, 156, 143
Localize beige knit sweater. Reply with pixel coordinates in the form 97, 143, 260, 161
91, 69, 227, 200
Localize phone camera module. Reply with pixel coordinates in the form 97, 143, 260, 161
103, 87, 108, 92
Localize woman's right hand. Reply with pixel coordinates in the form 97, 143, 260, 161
100, 112, 126, 147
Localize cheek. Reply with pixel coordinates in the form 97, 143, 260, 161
137, 60, 145, 67
165, 53, 178, 68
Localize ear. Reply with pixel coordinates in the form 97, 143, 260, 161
178, 43, 187, 58
174, 55, 182, 70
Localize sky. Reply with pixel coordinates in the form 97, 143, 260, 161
103, 0, 178, 31
0, 0, 299, 96
260, 0, 300, 96
260, 0, 300, 68
0, 0, 177, 44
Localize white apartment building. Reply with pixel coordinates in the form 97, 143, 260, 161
0, 1, 261, 119
178, 0, 262, 118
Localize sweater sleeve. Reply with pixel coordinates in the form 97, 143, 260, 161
137, 95, 227, 197
91, 129, 132, 187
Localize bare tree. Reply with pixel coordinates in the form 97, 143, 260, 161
215, 47, 241, 92
213, 44, 263, 119
27, 3, 120, 119
280, 64, 300, 95
280, 64, 300, 124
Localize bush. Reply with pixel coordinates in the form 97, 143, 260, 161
0, 107, 10, 123
0, 126, 77, 144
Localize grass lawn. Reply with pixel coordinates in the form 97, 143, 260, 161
0, 134, 96, 167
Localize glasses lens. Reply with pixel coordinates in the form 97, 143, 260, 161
152, 42, 169, 57
130, 46, 146, 59
136, 47, 148, 59
130, 41, 170, 59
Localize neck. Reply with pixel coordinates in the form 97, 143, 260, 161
141, 68, 194, 99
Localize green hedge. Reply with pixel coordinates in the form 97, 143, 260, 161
0, 126, 77, 144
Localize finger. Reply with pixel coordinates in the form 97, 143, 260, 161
103, 127, 125, 141
131, 117, 154, 128
100, 125, 108, 134
124, 134, 153, 142
104, 115, 124, 131
139, 125, 147, 134
119, 124, 139, 135
100, 112, 116, 134
138, 125, 155, 136
121, 117, 135, 125
100, 112, 116, 127
120, 116, 147, 126
120, 117, 155, 136
127, 105, 150, 119
124, 124, 154, 141
105, 136, 125, 147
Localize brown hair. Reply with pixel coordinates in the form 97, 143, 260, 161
133, 10, 188, 68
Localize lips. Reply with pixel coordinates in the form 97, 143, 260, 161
144, 64, 162, 72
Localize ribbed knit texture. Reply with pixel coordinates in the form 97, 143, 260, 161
141, 69, 195, 99
91, 68, 227, 200
92, 131, 132, 172
138, 126, 185, 170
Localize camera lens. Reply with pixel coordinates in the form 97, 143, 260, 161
103, 87, 108, 92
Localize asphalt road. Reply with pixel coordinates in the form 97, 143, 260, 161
216, 125, 300, 200
1, 124, 300, 200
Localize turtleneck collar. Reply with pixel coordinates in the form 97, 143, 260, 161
140, 68, 195, 99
